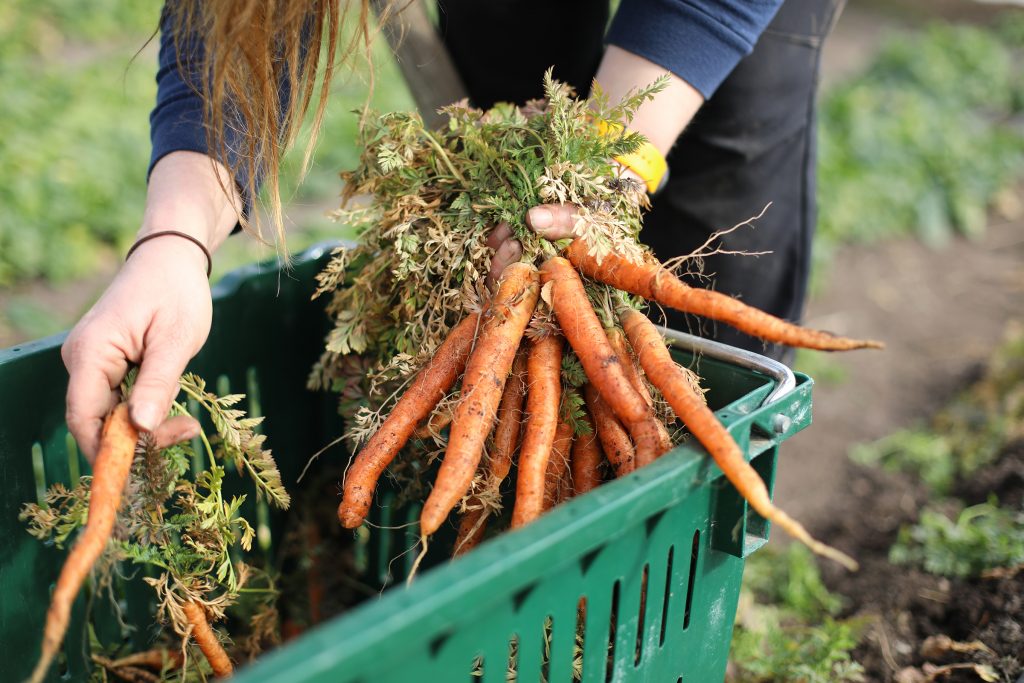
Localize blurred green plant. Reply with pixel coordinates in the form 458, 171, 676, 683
852, 322, 1024, 494
0, 1, 409, 287
890, 498, 1024, 578
728, 544, 866, 682
817, 19, 1024, 258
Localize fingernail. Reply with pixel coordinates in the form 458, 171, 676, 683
181, 422, 201, 442
132, 403, 161, 432
528, 207, 552, 229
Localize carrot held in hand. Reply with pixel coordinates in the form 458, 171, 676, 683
571, 410, 605, 495
30, 404, 139, 683
567, 239, 883, 352
183, 600, 233, 678
421, 263, 540, 536
543, 419, 574, 511
338, 312, 480, 529
620, 308, 858, 570
511, 333, 564, 527
452, 348, 529, 557
539, 257, 668, 465
583, 384, 634, 478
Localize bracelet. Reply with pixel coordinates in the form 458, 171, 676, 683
126, 230, 212, 278
596, 120, 670, 194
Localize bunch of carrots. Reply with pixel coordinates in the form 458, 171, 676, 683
335, 241, 879, 567
316, 74, 881, 568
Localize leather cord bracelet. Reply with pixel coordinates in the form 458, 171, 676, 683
125, 230, 213, 278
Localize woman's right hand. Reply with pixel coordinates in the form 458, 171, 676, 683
62, 235, 213, 461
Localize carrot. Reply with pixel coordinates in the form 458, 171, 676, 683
539, 257, 649, 425
621, 308, 858, 570
183, 600, 233, 678
538, 257, 668, 465
452, 349, 529, 557
582, 384, 634, 478
338, 311, 481, 529
421, 263, 540, 535
490, 347, 529, 482
543, 419, 575, 511
30, 404, 139, 683
607, 326, 673, 454
571, 411, 605, 495
412, 403, 454, 440
511, 333, 564, 527
567, 239, 883, 352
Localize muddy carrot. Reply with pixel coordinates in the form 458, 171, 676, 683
30, 404, 139, 683
571, 411, 605, 495
607, 326, 673, 454
511, 333, 564, 527
543, 419, 575, 511
338, 311, 480, 529
183, 600, 233, 678
452, 349, 529, 557
621, 308, 858, 570
582, 384, 634, 478
567, 240, 883, 352
421, 263, 540, 536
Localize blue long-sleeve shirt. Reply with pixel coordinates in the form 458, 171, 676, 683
149, 0, 783, 191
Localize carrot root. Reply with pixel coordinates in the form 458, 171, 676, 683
511, 333, 564, 528
421, 263, 540, 535
567, 239, 883, 352
183, 600, 234, 678
338, 311, 481, 529
571, 411, 605, 495
30, 404, 139, 683
582, 384, 634, 478
621, 308, 857, 571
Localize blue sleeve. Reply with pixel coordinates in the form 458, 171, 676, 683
148, 5, 253, 211
606, 0, 784, 98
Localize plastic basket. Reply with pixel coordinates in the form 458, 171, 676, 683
0, 245, 813, 682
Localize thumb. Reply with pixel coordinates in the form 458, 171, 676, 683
128, 339, 192, 433
526, 203, 579, 240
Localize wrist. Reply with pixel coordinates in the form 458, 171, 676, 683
125, 232, 212, 279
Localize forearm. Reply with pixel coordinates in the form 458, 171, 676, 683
595, 45, 704, 155
139, 151, 242, 262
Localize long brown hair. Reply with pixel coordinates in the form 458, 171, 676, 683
169, 0, 381, 246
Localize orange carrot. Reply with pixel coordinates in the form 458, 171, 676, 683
571, 411, 604, 495
511, 333, 564, 527
452, 349, 529, 557
621, 308, 858, 570
567, 240, 883, 352
30, 404, 139, 683
421, 263, 540, 535
490, 347, 529, 482
543, 419, 575, 511
412, 403, 454, 440
607, 327, 673, 454
338, 311, 480, 529
582, 384, 634, 478
108, 649, 184, 671
183, 600, 233, 678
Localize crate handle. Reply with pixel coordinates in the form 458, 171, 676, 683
658, 327, 797, 408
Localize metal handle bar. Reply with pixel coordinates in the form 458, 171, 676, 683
658, 327, 797, 407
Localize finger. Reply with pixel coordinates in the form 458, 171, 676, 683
487, 238, 523, 289
128, 334, 193, 433
63, 338, 128, 461
526, 203, 579, 240
151, 414, 202, 450
485, 222, 513, 250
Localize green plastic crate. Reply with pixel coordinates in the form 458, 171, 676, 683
0, 245, 812, 682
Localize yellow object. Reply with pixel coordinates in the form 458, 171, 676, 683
597, 120, 669, 194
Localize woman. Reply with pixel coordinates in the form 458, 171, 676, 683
62, 0, 842, 458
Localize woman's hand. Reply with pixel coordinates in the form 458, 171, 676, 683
62, 151, 242, 461
62, 238, 211, 460
485, 205, 580, 286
